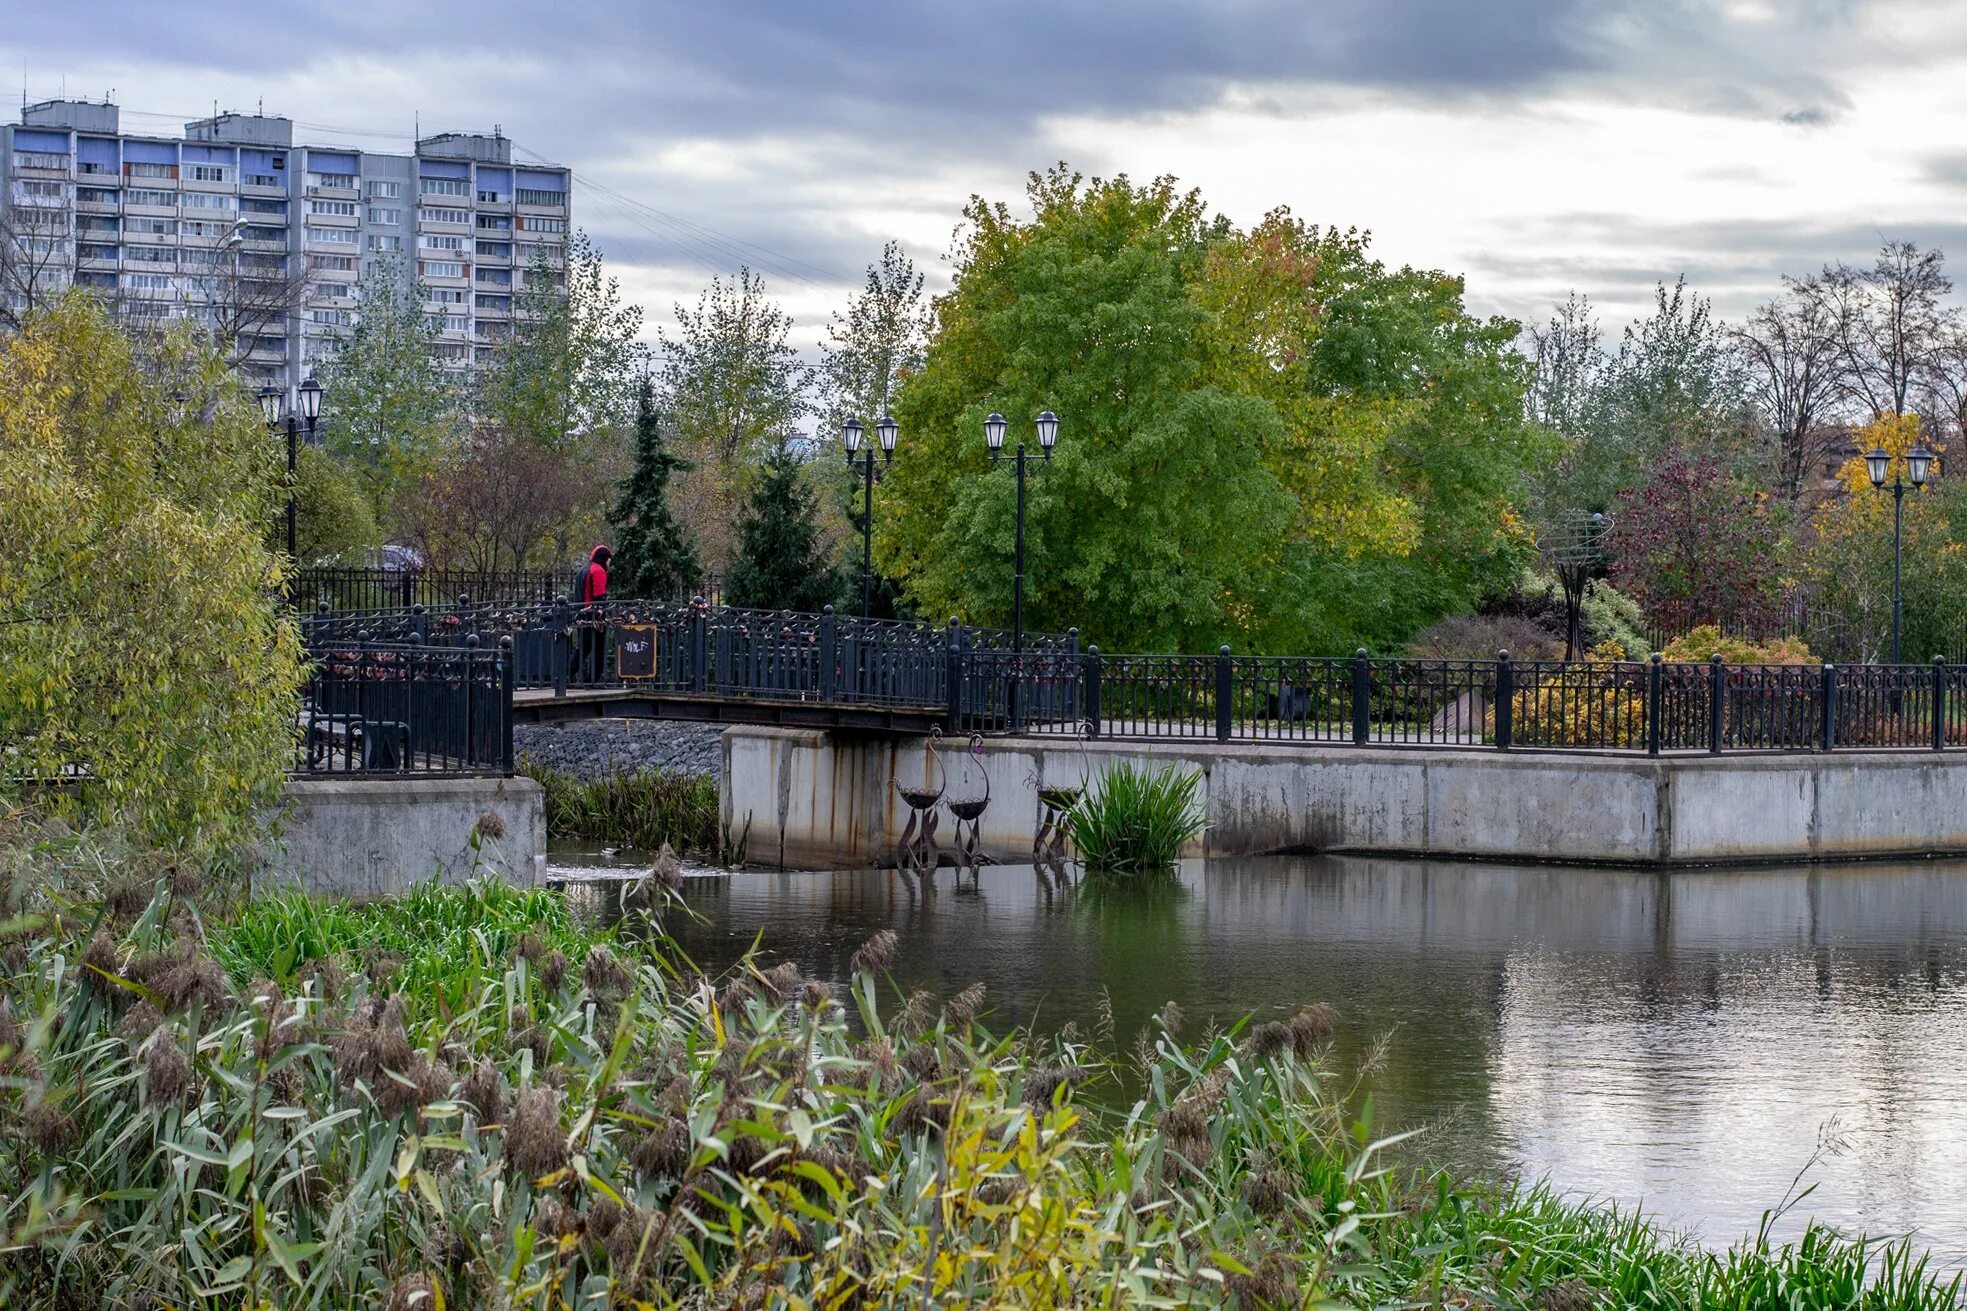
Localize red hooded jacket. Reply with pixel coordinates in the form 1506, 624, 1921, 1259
581, 545, 611, 604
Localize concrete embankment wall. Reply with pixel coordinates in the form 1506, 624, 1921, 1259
266, 776, 545, 895
723, 727, 1967, 868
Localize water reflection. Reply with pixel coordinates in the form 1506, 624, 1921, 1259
558, 852, 1967, 1264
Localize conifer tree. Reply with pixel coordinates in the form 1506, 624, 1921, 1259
609, 378, 703, 599
724, 448, 844, 612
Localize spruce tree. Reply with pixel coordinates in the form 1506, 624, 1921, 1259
608, 378, 703, 600
724, 448, 844, 612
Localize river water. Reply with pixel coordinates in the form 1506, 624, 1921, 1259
553, 851, 1967, 1264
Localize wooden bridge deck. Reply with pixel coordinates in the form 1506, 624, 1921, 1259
512, 687, 945, 734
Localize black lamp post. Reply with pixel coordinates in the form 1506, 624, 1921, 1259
841, 413, 898, 619
983, 409, 1060, 656
259, 377, 324, 562
1864, 439, 1934, 665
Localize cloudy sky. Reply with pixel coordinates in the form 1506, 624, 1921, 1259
11, 1, 1967, 348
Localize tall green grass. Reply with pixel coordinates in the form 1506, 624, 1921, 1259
211, 878, 604, 1017
1068, 760, 1206, 874
519, 759, 732, 856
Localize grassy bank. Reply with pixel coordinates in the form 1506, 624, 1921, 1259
0, 813, 1958, 1307
518, 758, 729, 856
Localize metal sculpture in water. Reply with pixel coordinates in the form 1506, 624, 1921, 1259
1032, 720, 1093, 864
894, 728, 947, 872
945, 733, 993, 872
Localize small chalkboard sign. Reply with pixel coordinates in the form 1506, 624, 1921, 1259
615, 624, 657, 680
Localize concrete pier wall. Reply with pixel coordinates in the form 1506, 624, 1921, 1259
266, 776, 545, 896
722, 728, 1967, 868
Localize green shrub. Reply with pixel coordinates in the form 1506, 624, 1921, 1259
519, 759, 725, 855
1068, 761, 1205, 874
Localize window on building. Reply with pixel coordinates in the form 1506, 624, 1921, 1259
244, 172, 281, 188
77, 186, 118, 203
181, 220, 228, 238
12, 180, 67, 203
515, 188, 564, 207
367, 180, 403, 199
306, 226, 357, 246
125, 246, 175, 264
428, 287, 466, 305
125, 188, 176, 208
181, 247, 220, 267
307, 171, 358, 190
188, 164, 231, 183
76, 160, 111, 176
476, 188, 505, 204
310, 308, 353, 327
308, 199, 358, 217
77, 243, 118, 262
474, 268, 512, 286
474, 294, 509, 311
125, 216, 176, 236
77, 215, 119, 234
307, 254, 357, 272
121, 272, 175, 292
476, 213, 512, 232
76, 272, 117, 292
242, 198, 287, 216
12, 150, 67, 170
474, 241, 510, 258
418, 207, 469, 226
420, 260, 465, 279
368, 234, 403, 252
420, 234, 466, 252
243, 225, 287, 243
126, 161, 178, 180
519, 216, 567, 234
427, 313, 469, 333
181, 192, 236, 210
419, 177, 469, 197
367, 206, 400, 225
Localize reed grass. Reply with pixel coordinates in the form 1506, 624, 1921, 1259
0, 809, 1958, 1309
1068, 760, 1207, 874
519, 759, 733, 857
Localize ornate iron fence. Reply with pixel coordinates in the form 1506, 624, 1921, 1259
299, 641, 512, 777
290, 567, 722, 614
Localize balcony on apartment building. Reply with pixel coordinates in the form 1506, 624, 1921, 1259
75, 190, 120, 214
9, 151, 72, 178
239, 172, 288, 198
303, 177, 360, 202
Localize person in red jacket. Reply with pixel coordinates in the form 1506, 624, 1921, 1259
576, 544, 611, 683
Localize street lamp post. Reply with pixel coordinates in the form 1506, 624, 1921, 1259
1865, 440, 1935, 666
260, 377, 325, 562
841, 414, 898, 619
983, 410, 1060, 656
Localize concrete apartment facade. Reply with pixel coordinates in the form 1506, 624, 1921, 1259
0, 98, 571, 391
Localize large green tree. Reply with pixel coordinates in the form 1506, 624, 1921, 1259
656, 267, 808, 568
608, 377, 703, 600
879, 168, 1543, 653
0, 297, 301, 849
724, 449, 844, 613
477, 231, 646, 452
318, 254, 456, 516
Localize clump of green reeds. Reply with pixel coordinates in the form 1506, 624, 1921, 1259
210, 878, 603, 1017
1067, 760, 1206, 874
519, 759, 734, 858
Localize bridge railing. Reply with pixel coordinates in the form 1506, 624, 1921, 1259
289, 567, 723, 614
297, 640, 512, 777
953, 648, 1967, 755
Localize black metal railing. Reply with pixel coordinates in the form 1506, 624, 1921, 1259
298, 641, 512, 777
289, 566, 722, 614
293, 593, 1967, 760
958, 647, 1967, 756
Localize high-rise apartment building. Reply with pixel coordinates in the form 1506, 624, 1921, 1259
0, 99, 571, 389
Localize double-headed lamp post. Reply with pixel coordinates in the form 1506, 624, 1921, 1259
1864, 439, 1936, 665
258, 377, 324, 561
983, 409, 1060, 655
841, 414, 899, 618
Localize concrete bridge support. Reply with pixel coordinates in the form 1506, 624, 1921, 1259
723, 727, 1967, 868
265, 776, 545, 896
